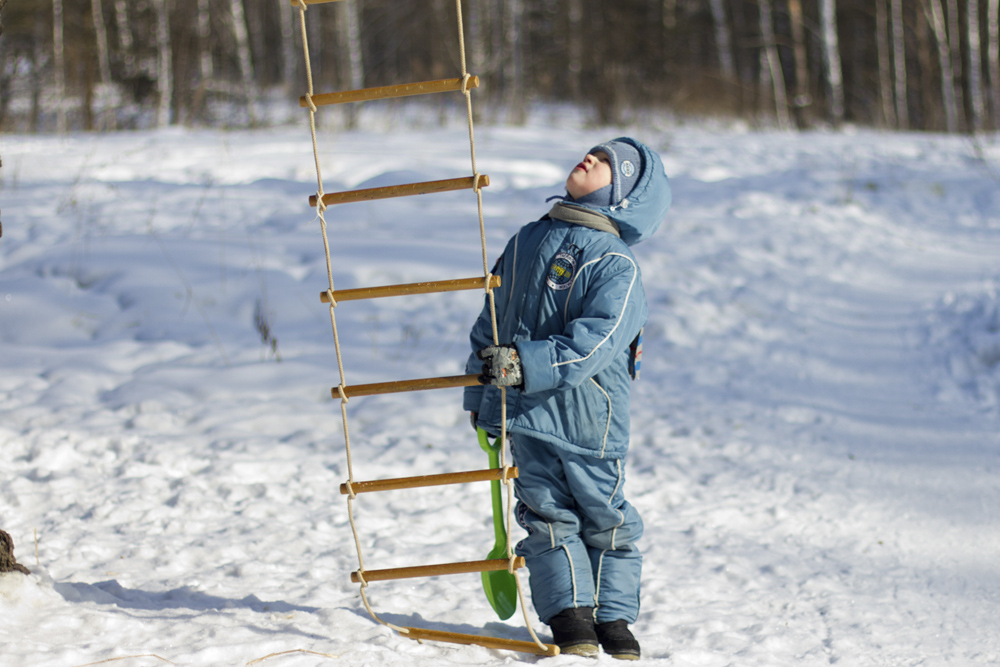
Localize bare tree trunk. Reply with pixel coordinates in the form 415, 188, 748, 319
31, 9, 45, 132
759, 0, 790, 129
989, 0, 1000, 128
708, 0, 735, 82
925, 0, 959, 132
918, 0, 937, 126
820, 0, 845, 125
342, 0, 364, 90
567, 0, 583, 102
91, 0, 111, 85
335, 0, 363, 128
465, 0, 485, 120
758, 47, 771, 124
891, 0, 910, 128
946, 0, 963, 127
0, 48, 8, 134
504, 0, 525, 124
188, 0, 213, 123
663, 0, 677, 30
83, 52, 96, 131
54, 0, 67, 133
468, 0, 485, 75
246, 2, 266, 89
967, 0, 985, 132
278, 0, 297, 89
229, 0, 257, 125
0, 38, 8, 133
788, 0, 812, 115
876, 0, 896, 127
153, 0, 173, 127
113, 0, 135, 75
490, 0, 503, 91
197, 0, 213, 81
730, 0, 755, 115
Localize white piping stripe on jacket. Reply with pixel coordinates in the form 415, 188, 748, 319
609, 459, 626, 549
590, 377, 613, 458
508, 230, 520, 307
555, 252, 638, 368
593, 549, 605, 611
610, 458, 624, 502
562, 545, 579, 606
595, 461, 626, 613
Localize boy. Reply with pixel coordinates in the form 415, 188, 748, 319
464, 137, 672, 659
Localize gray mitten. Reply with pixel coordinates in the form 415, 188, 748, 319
477, 344, 524, 388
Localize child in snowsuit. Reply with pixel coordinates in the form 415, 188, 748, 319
464, 137, 671, 659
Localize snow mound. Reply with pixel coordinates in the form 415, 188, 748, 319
926, 281, 1000, 412
0, 567, 63, 610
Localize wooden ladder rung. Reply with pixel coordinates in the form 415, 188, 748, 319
309, 175, 489, 207
401, 626, 559, 656
341, 467, 518, 495
321, 275, 500, 303
335, 374, 480, 399
301, 77, 479, 108
352, 557, 526, 584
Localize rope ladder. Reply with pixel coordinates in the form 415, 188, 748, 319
291, 0, 557, 656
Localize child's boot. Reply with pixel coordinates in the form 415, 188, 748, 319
548, 607, 599, 657
595, 620, 641, 660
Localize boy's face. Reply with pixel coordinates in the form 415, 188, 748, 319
565, 151, 612, 200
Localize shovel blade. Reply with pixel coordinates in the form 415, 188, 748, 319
478, 428, 519, 620
481, 563, 519, 620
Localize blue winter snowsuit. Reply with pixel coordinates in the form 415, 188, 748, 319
463, 138, 672, 624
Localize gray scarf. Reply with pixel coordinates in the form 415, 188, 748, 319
547, 202, 621, 238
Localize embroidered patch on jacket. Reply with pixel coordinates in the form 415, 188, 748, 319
546, 251, 577, 290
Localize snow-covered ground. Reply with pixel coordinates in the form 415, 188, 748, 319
2, 114, 1000, 666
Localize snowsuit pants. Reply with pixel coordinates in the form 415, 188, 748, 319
511, 434, 643, 625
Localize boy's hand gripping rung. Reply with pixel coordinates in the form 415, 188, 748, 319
321, 275, 500, 303
309, 175, 489, 207
301, 77, 479, 108
352, 557, 526, 583
341, 467, 518, 495
334, 374, 481, 399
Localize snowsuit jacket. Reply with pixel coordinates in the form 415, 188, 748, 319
464, 138, 672, 459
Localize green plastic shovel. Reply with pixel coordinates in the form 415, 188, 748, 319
478, 427, 518, 620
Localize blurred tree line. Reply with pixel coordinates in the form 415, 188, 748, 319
1, 0, 999, 133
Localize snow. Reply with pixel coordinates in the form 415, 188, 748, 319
1, 116, 999, 666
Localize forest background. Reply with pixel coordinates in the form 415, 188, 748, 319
1, 0, 1000, 134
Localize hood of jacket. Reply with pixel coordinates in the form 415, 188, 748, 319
564, 137, 672, 247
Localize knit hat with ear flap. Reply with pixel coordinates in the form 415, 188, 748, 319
586, 138, 644, 207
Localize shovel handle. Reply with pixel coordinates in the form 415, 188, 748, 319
478, 428, 508, 542
478, 427, 501, 466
